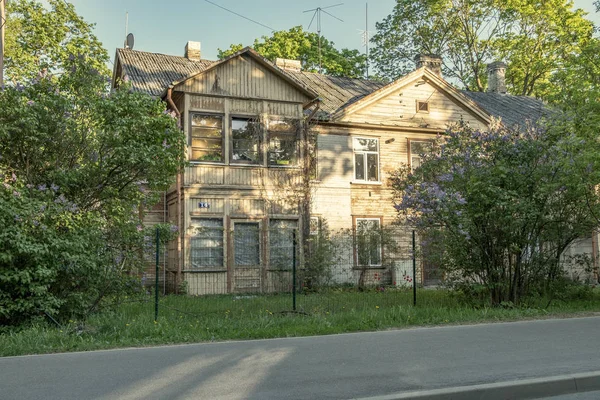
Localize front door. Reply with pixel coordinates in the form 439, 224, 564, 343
231, 221, 262, 292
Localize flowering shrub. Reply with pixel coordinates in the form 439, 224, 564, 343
390, 122, 600, 305
0, 59, 185, 325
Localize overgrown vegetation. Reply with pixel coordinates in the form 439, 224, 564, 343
2, 288, 599, 357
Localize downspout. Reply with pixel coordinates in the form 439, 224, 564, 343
165, 87, 183, 293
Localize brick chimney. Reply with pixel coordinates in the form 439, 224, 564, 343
414, 54, 443, 77
487, 61, 507, 94
185, 41, 201, 61
275, 58, 302, 73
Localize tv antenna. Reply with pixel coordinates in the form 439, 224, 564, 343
303, 3, 344, 74
357, 3, 370, 78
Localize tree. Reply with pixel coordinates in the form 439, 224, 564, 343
370, 0, 593, 97
390, 122, 600, 305
218, 26, 367, 78
0, 1, 185, 325
4, 0, 109, 83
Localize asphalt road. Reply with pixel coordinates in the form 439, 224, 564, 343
1, 316, 600, 400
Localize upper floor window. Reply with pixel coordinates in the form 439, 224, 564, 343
409, 140, 433, 171
353, 137, 379, 182
191, 114, 224, 162
268, 119, 299, 166
231, 117, 261, 164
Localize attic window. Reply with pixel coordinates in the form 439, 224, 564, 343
416, 100, 430, 113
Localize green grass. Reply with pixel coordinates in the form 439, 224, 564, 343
2, 288, 600, 357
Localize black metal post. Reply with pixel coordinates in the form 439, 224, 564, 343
292, 230, 297, 311
412, 230, 417, 306
155, 227, 159, 322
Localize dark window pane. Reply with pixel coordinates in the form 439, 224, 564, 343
367, 154, 379, 181
269, 132, 298, 165
232, 117, 260, 164
355, 153, 365, 180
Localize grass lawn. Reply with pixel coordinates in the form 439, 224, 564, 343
2, 288, 600, 357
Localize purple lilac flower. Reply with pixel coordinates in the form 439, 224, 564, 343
38, 184, 47, 191
50, 183, 59, 192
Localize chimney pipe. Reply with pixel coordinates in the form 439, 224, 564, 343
275, 58, 302, 72
414, 54, 443, 77
487, 61, 507, 94
185, 41, 201, 61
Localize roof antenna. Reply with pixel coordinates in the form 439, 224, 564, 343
303, 3, 344, 74
124, 11, 128, 48
358, 3, 370, 79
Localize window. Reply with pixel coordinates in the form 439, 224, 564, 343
190, 218, 224, 268
268, 119, 299, 166
309, 216, 320, 236
231, 117, 261, 164
191, 114, 223, 162
269, 220, 298, 269
355, 218, 382, 266
353, 138, 379, 182
409, 140, 433, 171
416, 100, 430, 113
234, 222, 260, 266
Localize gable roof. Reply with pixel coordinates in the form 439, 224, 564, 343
461, 91, 547, 129
115, 48, 212, 97
113, 48, 546, 128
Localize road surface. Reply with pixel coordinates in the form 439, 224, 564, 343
1, 316, 600, 399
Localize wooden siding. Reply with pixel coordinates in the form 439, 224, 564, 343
188, 197, 225, 214
184, 165, 302, 188
316, 133, 353, 187
188, 96, 302, 118
340, 80, 488, 131
230, 199, 265, 215
175, 53, 310, 103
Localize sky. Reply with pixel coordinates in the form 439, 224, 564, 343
63, 0, 600, 67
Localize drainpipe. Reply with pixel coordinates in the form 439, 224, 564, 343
165, 87, 183, 293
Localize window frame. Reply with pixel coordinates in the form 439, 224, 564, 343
230, 115, 262, 165
408, 139, 434, 172
267, 118, 300, 167
189, 217, 225, 271
352, 137, 380, 183
353, 217, 383, 267
189, 113, 225, 164
232, 220, 262, 268
416, 100, 430, 114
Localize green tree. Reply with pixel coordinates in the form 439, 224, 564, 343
0, 1, 185, 325
370, 0, 593, 97
218, 26, 367, 78
4, 0, 109, 83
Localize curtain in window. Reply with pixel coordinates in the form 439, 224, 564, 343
190, 218, 224, 268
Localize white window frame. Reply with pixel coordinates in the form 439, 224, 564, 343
353, 137, 380, 183
354, 217, 383, 267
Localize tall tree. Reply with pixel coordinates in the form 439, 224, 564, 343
370, 0, 593, 97
4, 0, 109, 83
218, 26, 367, 78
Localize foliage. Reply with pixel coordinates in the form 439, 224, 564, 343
218, 26, 367, 78
0, 5, 185, 325
4, 0, 110, 83
391, 122, 600, 305
370, 0, 593, 97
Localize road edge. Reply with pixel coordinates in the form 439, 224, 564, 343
353, 370, 600, 400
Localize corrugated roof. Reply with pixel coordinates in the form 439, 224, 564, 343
115, 48, 546, 127
116, 48, 213, 97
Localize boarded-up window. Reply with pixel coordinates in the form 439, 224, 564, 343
191, 114, 223, 162
269, 219, 298, 269
232, 117, 261, 164
353, 138, 379, 182
268, 119, 299, 166
190, 218, 224, 268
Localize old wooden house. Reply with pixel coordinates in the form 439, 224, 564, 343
113, 43, 588, 294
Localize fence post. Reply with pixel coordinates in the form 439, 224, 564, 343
155, 226, 160, 322
292, 230, 297, 311
412, 230, 417, 306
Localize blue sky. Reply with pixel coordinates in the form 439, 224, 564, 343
65, 0, 599, 65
